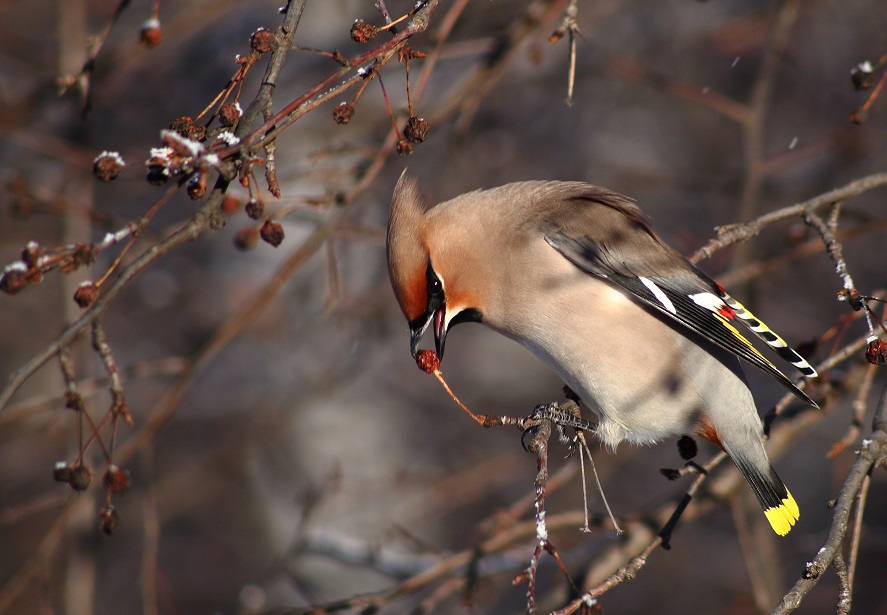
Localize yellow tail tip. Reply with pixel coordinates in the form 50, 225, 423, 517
764, 490, 800, 536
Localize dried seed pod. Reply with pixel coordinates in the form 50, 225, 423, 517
53, 461, 73, 484
260, 220, 285, 247
169, 116, 195, 136
74, 281, 99, 307
250, 28, 275, 54
69, 465, 93, 492
396, 139, 413, 156
221, 195, 242, 214
245, 198, 264, 220
139, 18, 162, 48
0, 268, 27, 295
93, 151, 126, 182
218, 102, 242, 128
146, 164, 169, 185
234, 227, 259, 251
21, 241, 42, 267
850, 61, 875, 91
100, 505, 118, 534
403, 116, 429, 143
104, 465, 132, 494
350, 19, 378, 43
865, 338, 887, 365
168, 116, 205, 141
415, 349, 440, 374
333, 101, 354, 125
186, 172, 208, 200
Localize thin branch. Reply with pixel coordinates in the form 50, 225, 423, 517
770, 384, 887, 614
0, 1, 309, 414
690, 172, 887, 263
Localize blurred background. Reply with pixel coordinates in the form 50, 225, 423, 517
1, 0, 886, 613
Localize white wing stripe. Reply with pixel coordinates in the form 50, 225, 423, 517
639, 276, 677, 314
688, 291, 726, 313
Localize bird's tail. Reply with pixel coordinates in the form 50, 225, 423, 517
728, 450, 799, 536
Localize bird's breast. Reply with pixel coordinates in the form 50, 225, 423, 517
492, 273, 737, 449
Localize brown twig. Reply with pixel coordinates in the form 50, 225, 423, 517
689, 172, 887, 264
770, 384, 887, 614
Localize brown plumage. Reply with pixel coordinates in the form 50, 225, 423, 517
386, 172, 816, 535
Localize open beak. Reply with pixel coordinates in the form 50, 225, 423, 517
408, 302, 448, 360
433, 303, 448, 359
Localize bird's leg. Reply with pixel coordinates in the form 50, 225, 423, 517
529, 400, 597, 433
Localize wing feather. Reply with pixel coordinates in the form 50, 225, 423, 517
545, 226, 817, 408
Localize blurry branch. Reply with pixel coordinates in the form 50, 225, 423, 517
1, 0, 576, 608
57, 0, 133, 113
443, 0, 570, 133
771, 383, 887, 614
850, 51, 887, 124
0, 357, 188, 428
232, 1, 442, 154
737, 0, 803, 226
715, 217, 887, 289
2, 1, 886, 613
606, 58, 750, 123
689, 172, 887, 263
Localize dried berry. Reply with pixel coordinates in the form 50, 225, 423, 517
0, 268, 27, 294
245, 198, 264, 220
146, 164, 169, 185
100, 505, 118, 534
140, 18, 162, 48
234, 227, 259, 251
865, 338, 887, 365
219, 102, 242, 128
169, 116, 194, 136
415, 349, 440, 374
69, 242, 95, 270
260, 220, 285, 247
168, 116, 206, 141
74, 281, 99, 308
53, 461, 73, 484
403, 116, 429, 143
221, 195, 242, 214
69, 465, 93, 492
250, 28, 275, 54
104, 465, 132, 494
333, 101, 354, 125
396, 139, 414, 156
350, 19, 378, 43
850, 61, 875, 91
93, 151, 126, 182
186, 172, 208, 200
21, 241, 41, 267
65, 390, 85, 412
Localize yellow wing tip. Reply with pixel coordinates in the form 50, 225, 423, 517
764, 490, 800, 536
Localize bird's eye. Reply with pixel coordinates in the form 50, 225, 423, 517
427, 275, 443, 298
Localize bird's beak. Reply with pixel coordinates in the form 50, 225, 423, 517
408, 315, 430, 358
408, 302, 448, 360
433, 303, 448, 360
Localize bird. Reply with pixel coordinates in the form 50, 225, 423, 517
386, 173, 817, 536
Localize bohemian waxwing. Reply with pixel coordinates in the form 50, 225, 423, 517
386, 172, 817, 536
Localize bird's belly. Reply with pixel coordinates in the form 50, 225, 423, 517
508, 282, 744, 449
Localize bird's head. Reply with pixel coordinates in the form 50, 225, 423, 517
386, 172, 484, 361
